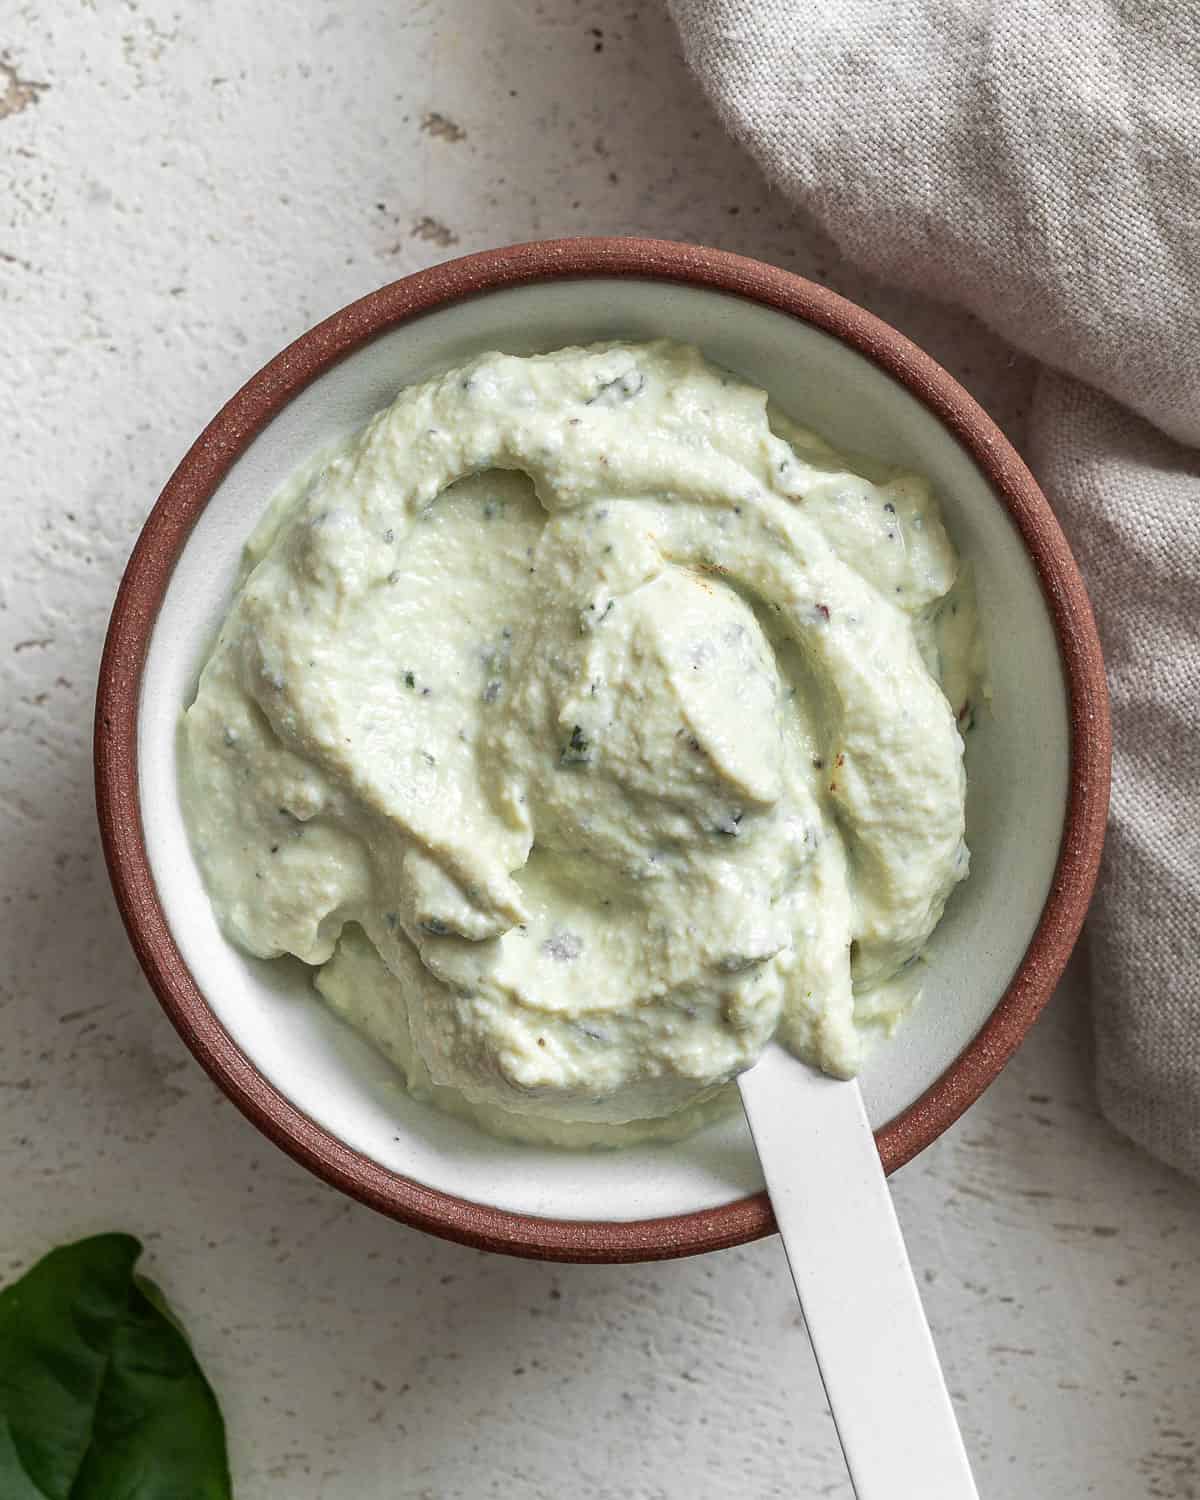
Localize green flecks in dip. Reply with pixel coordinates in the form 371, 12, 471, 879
180, 341, 983, 1147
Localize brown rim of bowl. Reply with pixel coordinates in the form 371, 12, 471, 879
95, 236, 1111, 1264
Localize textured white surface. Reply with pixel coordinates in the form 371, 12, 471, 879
2, 2, 1198, 1497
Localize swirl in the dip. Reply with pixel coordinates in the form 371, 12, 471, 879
181, 342, 980, 1145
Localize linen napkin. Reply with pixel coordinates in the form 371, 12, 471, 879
669, 0, 1200, 1180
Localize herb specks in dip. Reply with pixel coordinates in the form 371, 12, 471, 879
181, 341, 981, 1146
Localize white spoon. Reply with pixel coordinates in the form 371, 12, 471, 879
738, 1046, 980, 1499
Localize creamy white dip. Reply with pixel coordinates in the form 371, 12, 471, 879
181, 341, 981, 1145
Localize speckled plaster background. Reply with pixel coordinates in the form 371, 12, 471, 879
2, 3, 1199, 1496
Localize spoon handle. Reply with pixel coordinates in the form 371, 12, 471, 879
738, 1049, 979, 1500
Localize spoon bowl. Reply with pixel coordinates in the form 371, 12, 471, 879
95, 237, 1109, 1260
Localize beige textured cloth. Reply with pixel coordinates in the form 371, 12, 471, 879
669, 0, 1200, 1179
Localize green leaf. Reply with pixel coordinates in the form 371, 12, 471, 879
0, 1234, 232, 1500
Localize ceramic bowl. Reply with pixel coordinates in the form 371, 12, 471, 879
96, 238, 1110, 1261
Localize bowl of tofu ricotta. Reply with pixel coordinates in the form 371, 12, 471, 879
96, 238, 1109, 1260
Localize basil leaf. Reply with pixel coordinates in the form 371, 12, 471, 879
0, 1234, 232, 1499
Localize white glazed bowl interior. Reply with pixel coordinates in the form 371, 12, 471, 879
138, 278, 1068, 1223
